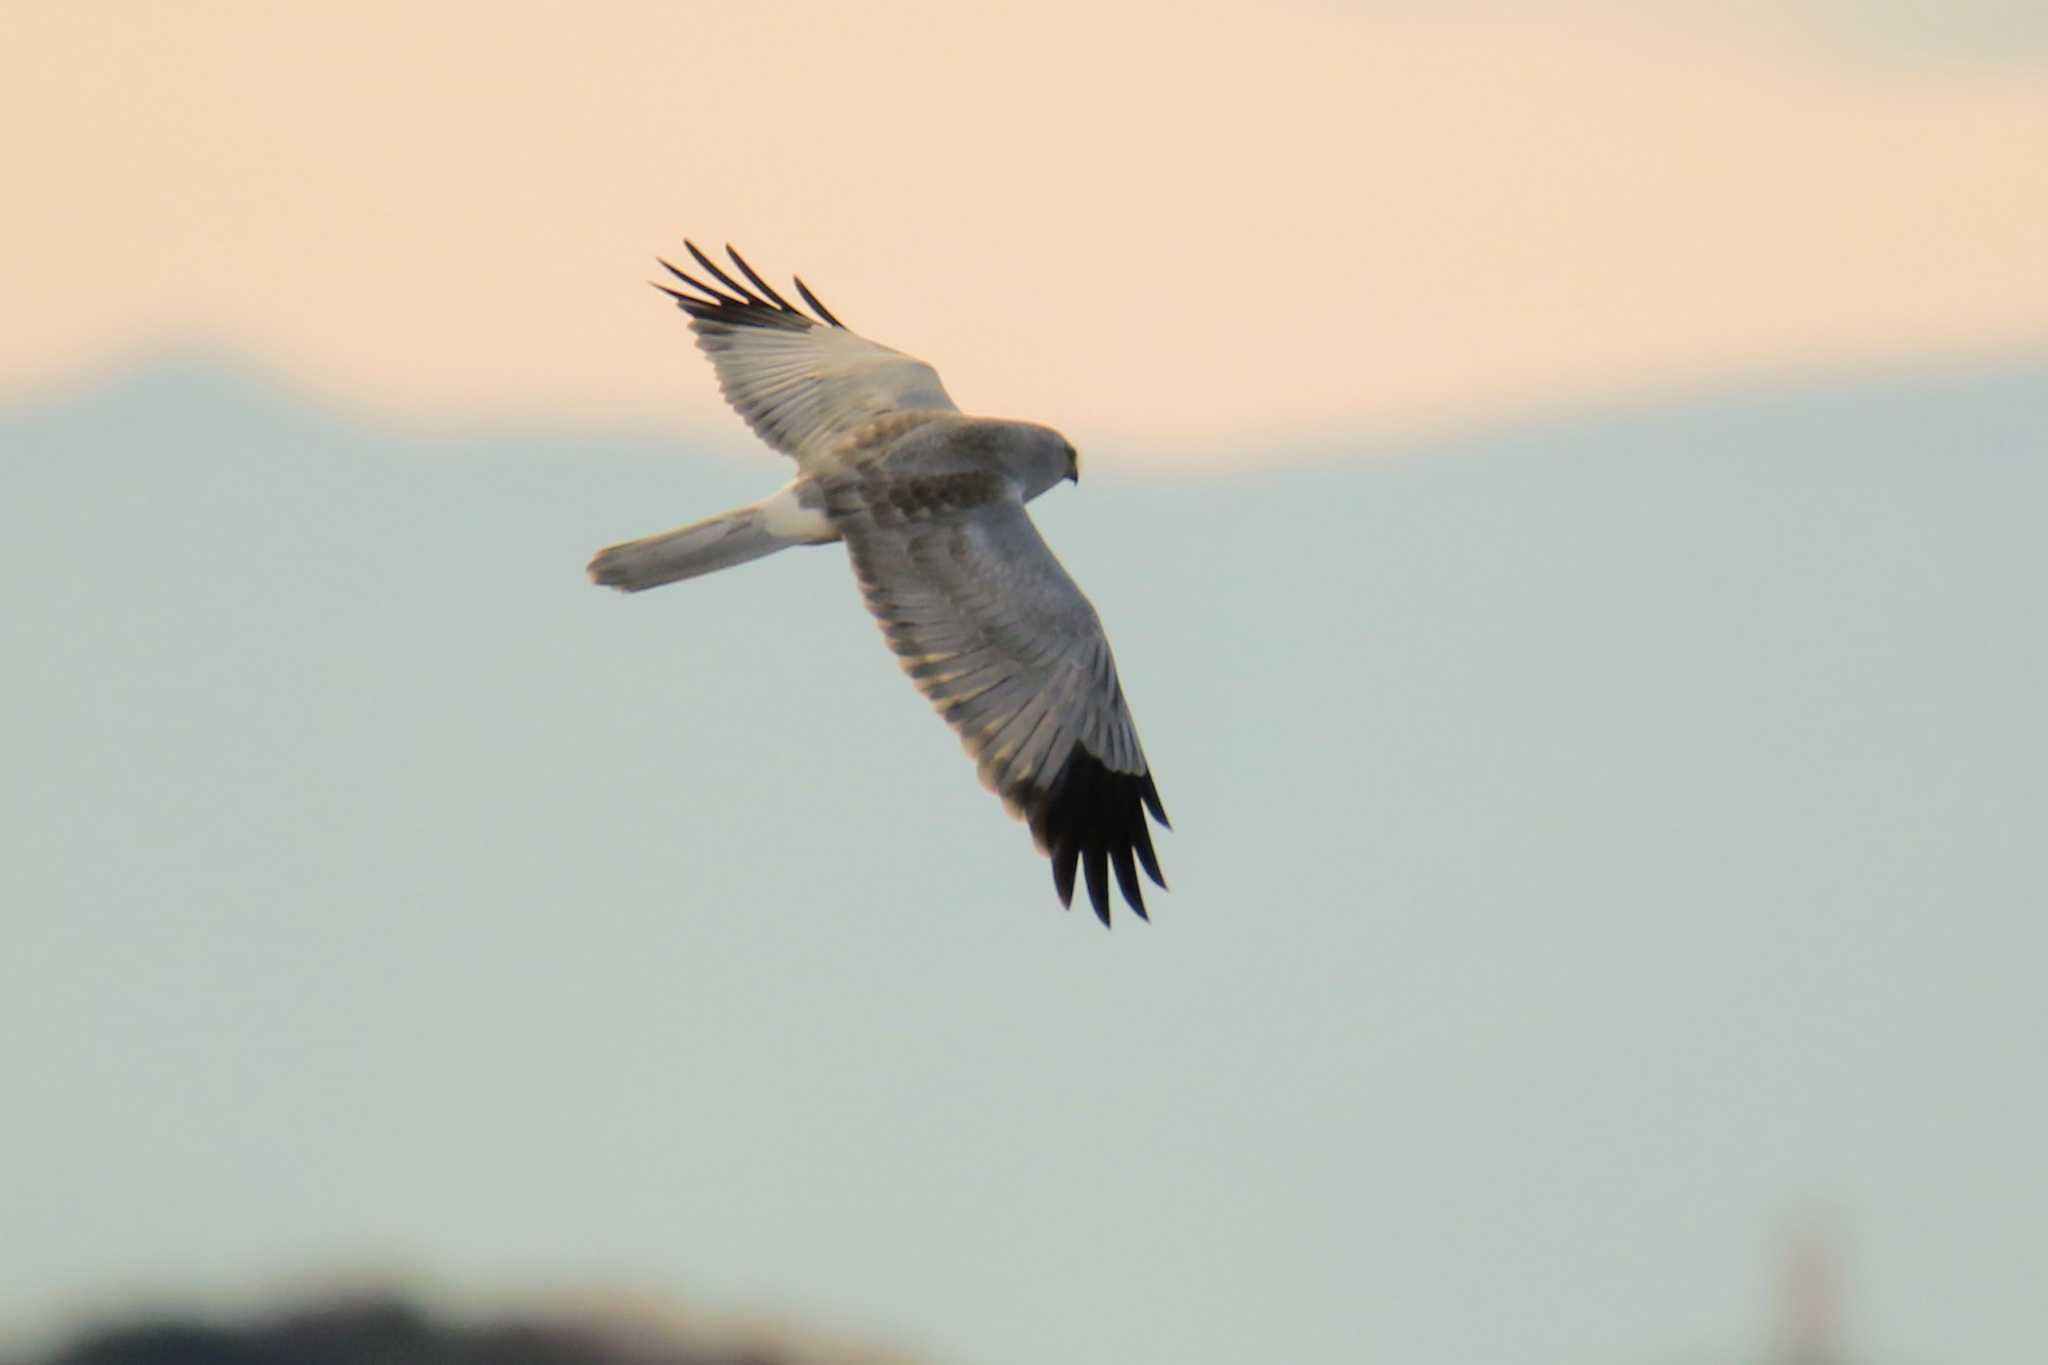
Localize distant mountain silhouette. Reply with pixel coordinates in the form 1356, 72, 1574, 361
28, 1295, 873, 1365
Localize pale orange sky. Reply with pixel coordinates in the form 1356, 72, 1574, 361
8, 2, 2046, 466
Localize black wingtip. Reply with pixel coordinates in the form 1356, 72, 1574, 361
654, 257, 735, 315
685, 239, 763, 306
792, 275, 846, 328
1052, 836, 1080, 910
725, 244, 798, 313
1027, 749, 1168, 928
1132, 817, 1167, 890
1142, 773, 1169, 828
655, 244, 837, 332
1082, 845, 1110, 927
1110, 844, 1147, 920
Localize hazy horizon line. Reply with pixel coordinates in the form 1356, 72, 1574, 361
14, 339, 2047, 481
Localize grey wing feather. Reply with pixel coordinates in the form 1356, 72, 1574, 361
656, 243, 957, 463
826, 470, 1168, 925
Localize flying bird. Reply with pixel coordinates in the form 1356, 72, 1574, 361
589, 243, 1168, 925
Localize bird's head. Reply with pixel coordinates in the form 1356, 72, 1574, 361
989, 421, 1081, 500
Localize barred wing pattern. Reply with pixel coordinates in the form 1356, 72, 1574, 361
826, 470, 1168, 924
655, 243, 956, 463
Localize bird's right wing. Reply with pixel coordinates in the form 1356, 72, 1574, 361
825, 466, 1168, 926
656, 243, 958, 464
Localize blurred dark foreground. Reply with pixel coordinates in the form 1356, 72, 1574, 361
14, 1295, 906, 1365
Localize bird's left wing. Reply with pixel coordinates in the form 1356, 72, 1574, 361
656, 243, 958, 464
825, 469, 1168, 925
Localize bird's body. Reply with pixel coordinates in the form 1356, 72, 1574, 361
589, 244, 1167, 925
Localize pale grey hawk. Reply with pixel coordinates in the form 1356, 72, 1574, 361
589, 243, 1168, 925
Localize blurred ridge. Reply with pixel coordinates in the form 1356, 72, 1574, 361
11, 1293, 916, 1365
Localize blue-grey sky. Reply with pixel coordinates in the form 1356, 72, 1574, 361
5, 359, 2044, 1364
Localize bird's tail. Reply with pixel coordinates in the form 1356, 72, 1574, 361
587, 504, 791, 592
